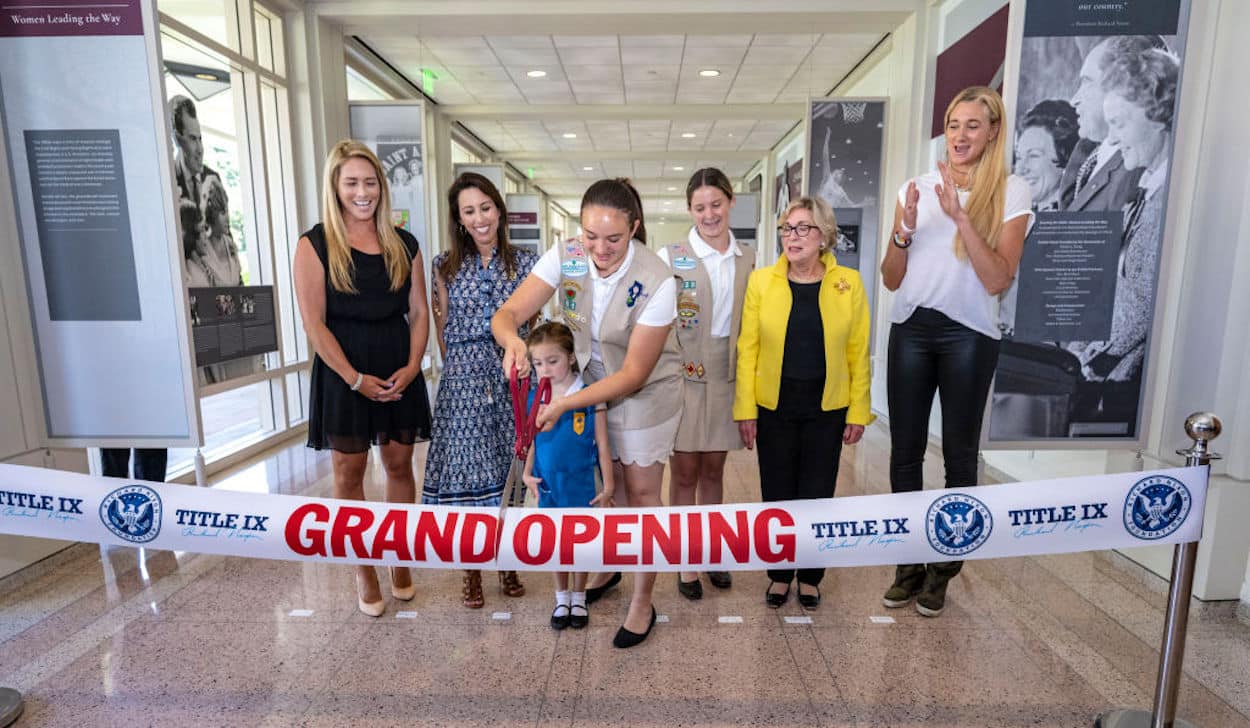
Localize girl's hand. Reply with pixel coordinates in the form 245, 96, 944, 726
902, 181, 920, 230
522, 473, 543, 492
590, 489, 615, 508
738, 420, 757, 450
935, 161, 966, 222
843, 424, 865, 445
501, 337, 530, 379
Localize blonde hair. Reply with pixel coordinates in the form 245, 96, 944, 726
320, 139, 410, 293
778, 196, 838, 251
943, 86, 1009, 260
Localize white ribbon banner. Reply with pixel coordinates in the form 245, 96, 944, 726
0, 464, 1206, 571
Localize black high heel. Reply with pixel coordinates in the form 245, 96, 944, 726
612, 606, 656, 648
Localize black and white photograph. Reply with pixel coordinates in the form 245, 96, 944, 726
988, 0, 1189, 444
170, 93, 267, 383
806, 99, 885, 273
377, 141, 425, 238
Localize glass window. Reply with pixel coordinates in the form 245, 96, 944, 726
159, 0, 237, 50
158, 2, 301, 479
347, 65, 393, 101
168, 381, 278, 472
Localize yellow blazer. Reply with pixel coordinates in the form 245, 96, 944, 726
733, 251, 874, 425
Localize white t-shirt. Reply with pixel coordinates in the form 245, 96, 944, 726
532, 240, 677, 360
656, 228, 742, 338
889, 171, 1035, 339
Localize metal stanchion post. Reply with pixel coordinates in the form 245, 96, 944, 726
1096, 412, 1222, 728
0, 686, 22, 727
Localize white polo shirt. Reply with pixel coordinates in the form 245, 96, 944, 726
657, 227, 742, 338
532, 240, 677, 361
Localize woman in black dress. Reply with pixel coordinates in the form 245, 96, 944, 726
293, 140, 433, 617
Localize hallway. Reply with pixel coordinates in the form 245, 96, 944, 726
2, 424, 1248, 727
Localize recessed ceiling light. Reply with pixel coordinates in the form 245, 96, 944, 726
681, 132, 697, 138
667, 186, 677, 191
582, 166, 594, 171
562, 132, 577, 139
672, 166, 684, 171
526, 69, 547, 78
698, 69, 721, 77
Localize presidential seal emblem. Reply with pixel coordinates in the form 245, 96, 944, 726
1123, 475, 1191, 540
926, 493, 992, 556
99, 484, 162, 543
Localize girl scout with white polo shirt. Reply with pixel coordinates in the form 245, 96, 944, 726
491, 178, 680, 650
657, 168, 753, 600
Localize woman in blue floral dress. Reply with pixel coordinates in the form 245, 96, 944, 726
424, 172, 538, 608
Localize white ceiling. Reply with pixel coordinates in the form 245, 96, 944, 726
360, 31, 886, 220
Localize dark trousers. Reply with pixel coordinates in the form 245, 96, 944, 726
887, 307, 999, 577
101, 449, 168, 482
756, 378, 847, 587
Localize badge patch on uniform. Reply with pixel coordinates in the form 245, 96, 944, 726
673, 256, 697, 271
682, 280, 697, 290
573, 411, 586, 435
696, 364, 706, 379
835, 277, 851, 293
562, 258, 589, 278
677, 291, 699, 322
562, 281, 581, 311
625, 281, 644, 308
684, 362, 697, 377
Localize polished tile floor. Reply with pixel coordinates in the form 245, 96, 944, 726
3, 423, 1249, 727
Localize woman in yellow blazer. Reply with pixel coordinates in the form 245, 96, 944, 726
734, 196, 872, 609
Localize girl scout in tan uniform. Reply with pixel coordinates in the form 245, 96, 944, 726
492, 178, 680, 649
658, 168, 753, 599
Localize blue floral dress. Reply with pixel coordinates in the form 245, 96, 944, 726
422, 249, 538, 506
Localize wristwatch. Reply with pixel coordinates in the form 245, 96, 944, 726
892, 230, 912, 249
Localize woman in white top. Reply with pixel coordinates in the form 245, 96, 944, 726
657, 168, 753, 599
492, 178, 680, 649
879, 86, 1034, 618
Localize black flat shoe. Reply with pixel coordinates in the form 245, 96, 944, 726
798, 585, 821, 609
765, 582, 791, 608
677, 576, 703, 600
568, 604, 588, 629
550, 604, 570, 630
613, 606, 657, 649
706, 571, 733, 589
585, 572, 622, 604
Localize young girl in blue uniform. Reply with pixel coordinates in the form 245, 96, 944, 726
522, 322, 615, 629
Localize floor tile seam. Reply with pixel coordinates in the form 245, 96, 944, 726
4, 550, 223, 694
531, 622, 565, 727
962, 565, 1157, 708
778, 617, 846, 725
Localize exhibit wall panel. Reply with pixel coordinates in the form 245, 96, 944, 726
0, 0, 200, 447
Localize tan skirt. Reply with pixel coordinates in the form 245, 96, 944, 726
674, 337, 742, 453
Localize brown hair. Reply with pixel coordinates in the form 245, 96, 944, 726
685, 167, 734, 207
438, 172, 519, 283
526, 321, 578, 373
581, 178, 647, 244
319, 139, 410, 293
943, 86, 1009, 259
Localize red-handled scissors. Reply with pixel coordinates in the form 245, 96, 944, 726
500, 366, 551, 515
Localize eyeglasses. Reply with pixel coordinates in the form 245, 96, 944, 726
777, 223, 816, 238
